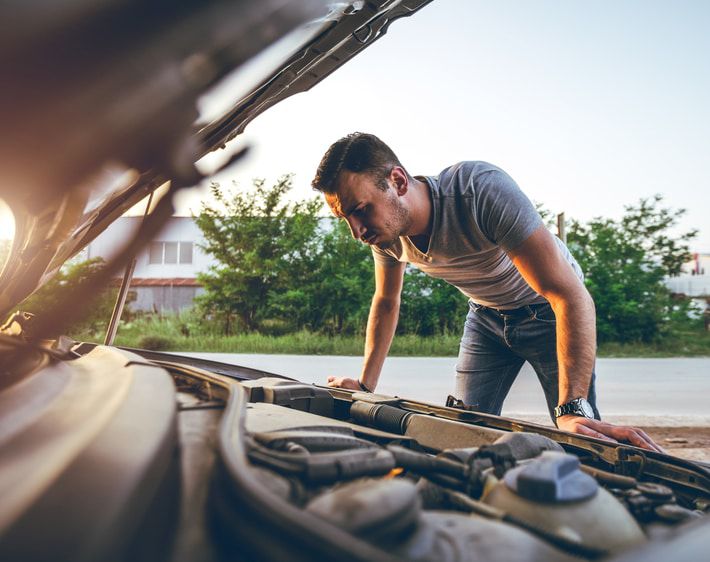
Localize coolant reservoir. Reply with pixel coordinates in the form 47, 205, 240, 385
483, 451, 645, 553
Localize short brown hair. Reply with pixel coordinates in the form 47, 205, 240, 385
311, 132, 406, 193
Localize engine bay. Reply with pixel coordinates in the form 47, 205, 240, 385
2, 346, 708, 562
200, 373, 710, 562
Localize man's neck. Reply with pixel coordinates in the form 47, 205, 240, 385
406, 177, 433, 238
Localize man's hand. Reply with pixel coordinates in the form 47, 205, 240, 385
326, 376, 361, 391
556, 415, 665, 453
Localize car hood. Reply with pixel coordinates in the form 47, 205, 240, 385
0, 0, 433, 319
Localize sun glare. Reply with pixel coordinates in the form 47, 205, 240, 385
0, 201, 15, 240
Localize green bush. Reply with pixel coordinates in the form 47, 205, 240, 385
258, 318, 294, 337
568, 195, 696, 343
136, 335, 175, 351
19, 257, 119, 336
68, 310, 709, 357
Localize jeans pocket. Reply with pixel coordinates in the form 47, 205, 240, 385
532, 303, 556, 324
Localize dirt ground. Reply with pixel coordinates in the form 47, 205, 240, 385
643, 426, 710, 463
510, 414, 710, 463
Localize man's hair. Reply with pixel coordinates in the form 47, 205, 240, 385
311, 132, 407, 193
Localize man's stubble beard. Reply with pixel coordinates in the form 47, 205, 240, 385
375, 193, 412, 250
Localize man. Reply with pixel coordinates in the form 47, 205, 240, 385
312, 132, 662, 452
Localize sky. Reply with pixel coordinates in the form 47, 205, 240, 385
186, 0, 710, 252
1, 0, 708, 251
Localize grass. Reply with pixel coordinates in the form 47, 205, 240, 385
97, 330, 461, 356
597, 326, 710, 358
71, 314, 710, 357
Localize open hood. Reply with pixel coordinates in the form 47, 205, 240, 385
0, 0, 434, 319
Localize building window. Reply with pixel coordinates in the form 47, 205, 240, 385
164, 242, 178, 264
148, 241, 193, 265
149, 242, 163, 264
179, 242, 193, 264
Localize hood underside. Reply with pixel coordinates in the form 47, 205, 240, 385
0, 0, 434, 318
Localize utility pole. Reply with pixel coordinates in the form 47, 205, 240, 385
557, 212, 566, 244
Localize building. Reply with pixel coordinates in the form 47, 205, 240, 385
665, 253, 710, 298
87, 216, 218, 313
665, 253, 710, 327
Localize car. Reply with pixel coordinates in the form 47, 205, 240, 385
0, 1, 708, 561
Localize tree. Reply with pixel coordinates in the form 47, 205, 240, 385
398, 267, 468, 336
19, 257, 118, 335
567, 195, 696, 343
311, 219, 374, 333
195, 176, 322, 334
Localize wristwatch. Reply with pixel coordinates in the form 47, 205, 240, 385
358, 380, 373, 393
554, 397, 594, 420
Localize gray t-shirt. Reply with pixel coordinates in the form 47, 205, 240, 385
372, 161, 583, 309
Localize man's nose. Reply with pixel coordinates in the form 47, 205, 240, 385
345, 216, 364, 240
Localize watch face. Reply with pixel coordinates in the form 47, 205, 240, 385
577, 398, 594, 418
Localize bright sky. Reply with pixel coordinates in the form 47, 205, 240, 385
184, 0, 710, 251
1, 0, 708, 252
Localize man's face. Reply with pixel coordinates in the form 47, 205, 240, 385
325, 170, 410, 250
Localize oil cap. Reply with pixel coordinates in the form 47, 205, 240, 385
504, 451, 598, 503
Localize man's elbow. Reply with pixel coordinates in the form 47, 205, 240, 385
372, 294, 401, 314
545, 283, 594, 314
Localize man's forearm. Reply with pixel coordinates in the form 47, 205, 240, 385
550, 289, 597, 405
360, 296, 400, 391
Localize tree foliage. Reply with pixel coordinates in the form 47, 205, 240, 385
567, 195, 696, 343
19, 257, 117, 335
196, 178, 697, 345
195, 176, 468, 337
275, 218, 375, 334
195, 176, 322, 334
399, 268, 468, 336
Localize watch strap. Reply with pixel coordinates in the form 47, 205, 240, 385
358, 380, 372, 393
554, 398, 593, 419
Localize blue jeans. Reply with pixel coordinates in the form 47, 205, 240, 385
454, 300, 600, 422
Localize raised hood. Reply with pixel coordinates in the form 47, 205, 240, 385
0, 0, 433, 319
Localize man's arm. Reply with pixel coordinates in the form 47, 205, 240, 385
508, 225, 663, 452
327, 261, 406, 392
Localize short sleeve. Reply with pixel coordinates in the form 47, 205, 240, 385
474, 169, 543, 251
371, 246, 401, 267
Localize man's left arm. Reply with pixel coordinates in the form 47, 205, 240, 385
508, 225, 664, 452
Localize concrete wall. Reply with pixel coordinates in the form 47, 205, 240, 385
87, 216, 217, 313
87, 216, 218, 278
130, 286, 205, 313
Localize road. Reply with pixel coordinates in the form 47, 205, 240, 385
180, 353, 709, 421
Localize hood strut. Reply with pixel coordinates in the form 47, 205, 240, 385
104, 192, 153, 346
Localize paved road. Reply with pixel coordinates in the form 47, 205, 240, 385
180, 353, 709, 420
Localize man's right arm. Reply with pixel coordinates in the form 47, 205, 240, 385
327, 261, 405, 392
360, 261, 406, 391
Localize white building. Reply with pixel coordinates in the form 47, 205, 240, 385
665, 253, 710, 326
87, 216, 218, 312
665, 253, 710, 298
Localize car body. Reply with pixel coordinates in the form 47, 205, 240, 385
0, 2, 708, 561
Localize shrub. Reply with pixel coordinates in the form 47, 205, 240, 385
137, 335, 175, 351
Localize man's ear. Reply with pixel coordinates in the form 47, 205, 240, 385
391, 166, 408, 195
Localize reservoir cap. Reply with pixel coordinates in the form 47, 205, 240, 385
504, 451, 598, 503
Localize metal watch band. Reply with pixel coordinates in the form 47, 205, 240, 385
555, 402, 575, 417
554, 397, 593, 419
